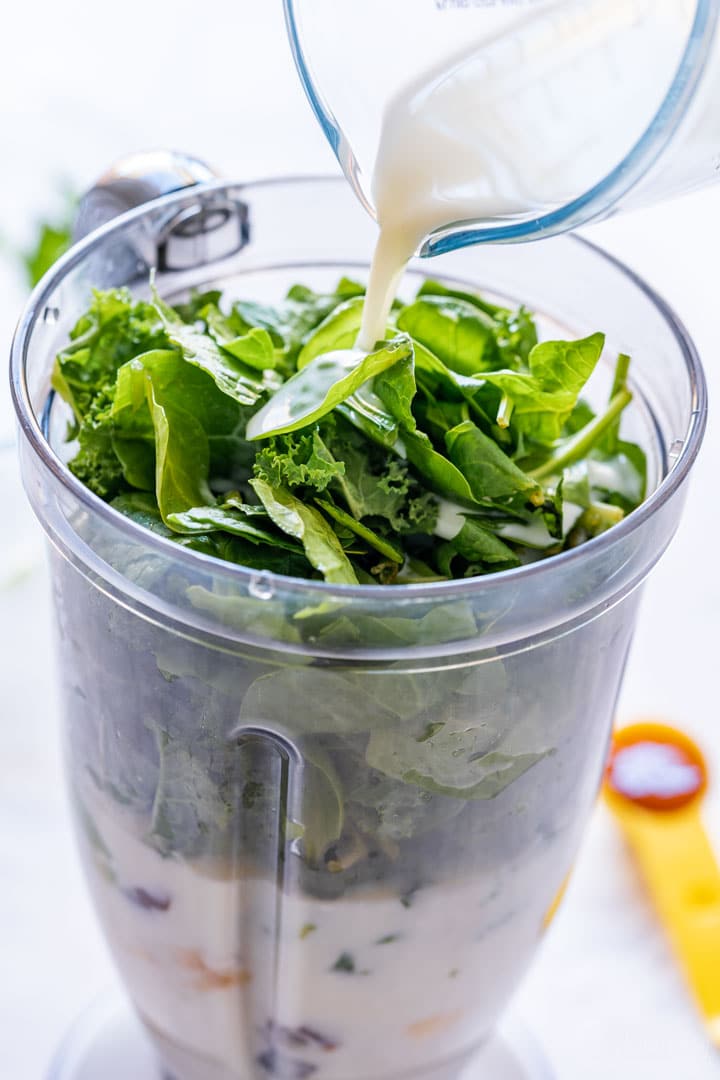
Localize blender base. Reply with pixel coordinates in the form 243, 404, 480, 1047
47, 994, 555, 1080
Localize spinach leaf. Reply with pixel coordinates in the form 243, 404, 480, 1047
239, 668, 388, 736
314, 601, 478, 649
112, 492, 295, 583
404, 750, 548, 799
416, 278, 505, 319
153, 289, 268, 406
523, 333, 606, 398
110, 491, 171, 533
239, 666, 466, 737
416, 279, 538, 364
111, 431, 155, 492
111, 354, 216, 521
202, 305, 278, 371
374, 348, 418, 432
403, 431, 478, 506
145, 377, 215, 520
186, 587, 307, 637
297, 297, 366, 368
250, 479, 358, 584
366, 722, 546, 800
246, 336, 414, 440
338, 385, 400, 448
438, 518, 520, 576
233, 280, 364, 361
113, 349, 242, 519
333, 277, 367, 300
147, 724, 234, 858
481, 333, 606, 443
444, 420, 543, 505
397, 296, 500, 375
564, 399, 597, 436
301, 748, 345, 865
165, 505, 302, 551
172, 289, 223, 323
347, 773, 465, 842
413, 341, 487, 401
112, 347, 251, 489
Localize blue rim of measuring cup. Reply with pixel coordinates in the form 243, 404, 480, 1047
283, 0, 720, 250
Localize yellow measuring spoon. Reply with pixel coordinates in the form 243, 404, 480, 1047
604, 721, 720, 1044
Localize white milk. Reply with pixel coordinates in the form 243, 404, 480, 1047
77, 787, 573, 1080
358, 0, 693, 349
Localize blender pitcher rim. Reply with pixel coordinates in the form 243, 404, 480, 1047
9, 174, 708, 604
283, 0, 720, 248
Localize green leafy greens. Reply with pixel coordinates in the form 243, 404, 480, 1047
53, 277, 645, 586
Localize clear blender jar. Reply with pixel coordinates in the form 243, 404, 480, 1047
11, 174, 706, 1080
284, 0, 720, 252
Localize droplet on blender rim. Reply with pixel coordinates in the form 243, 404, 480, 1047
668, 438, 684, 464
249, 570, 275, 600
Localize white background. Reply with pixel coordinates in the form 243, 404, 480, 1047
1, 2, 720, 1078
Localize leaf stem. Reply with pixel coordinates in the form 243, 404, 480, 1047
530, 387, 633, 481
604, 352, 631, 452
610, 353, 631, 401
315, 498, 404, 563
496, 394, 514, 430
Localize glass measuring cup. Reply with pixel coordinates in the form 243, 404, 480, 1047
285, 0, 720, 252
10, 176, 706, 1080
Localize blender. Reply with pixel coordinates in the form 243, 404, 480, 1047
10, 165, 706, 1080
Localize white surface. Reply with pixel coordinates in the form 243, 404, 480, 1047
2, 3, 720, 1078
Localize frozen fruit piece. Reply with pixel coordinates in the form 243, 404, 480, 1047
122, 887, 171, 912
